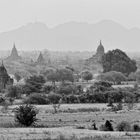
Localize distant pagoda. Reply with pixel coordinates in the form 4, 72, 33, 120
95, 40, 105, 62
85, 40, 105, 73
86, 40, 105, 63
6, 43, 22, 61
36, 52, 45, 64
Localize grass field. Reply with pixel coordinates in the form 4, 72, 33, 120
0, 103, 140, 139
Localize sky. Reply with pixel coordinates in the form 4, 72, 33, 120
0, 0, 140, 32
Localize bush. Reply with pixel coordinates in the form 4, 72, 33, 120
111, 102, 123, 112
116, 121, 131, 131
133, 124, 140, 132
24, 93, 49, 105
66, 94, 80, 103
78, 94, 87, 103
107, 98, 113, 107
47, 92, 62, 104
100, 120, 114, 131
14, 104, 38, 127
93, 81, 112, 92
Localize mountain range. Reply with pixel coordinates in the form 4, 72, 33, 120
0, 20, 140, 52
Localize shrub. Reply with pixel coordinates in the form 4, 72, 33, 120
66, 94, 80, 103
47, 92, 62, 104
78, 94, 87, 103
24, 93, 48, 105
93, 81, 112, 92
14, 104, 38, 127
116, 121, 131, 131
111, 102, 123, 112
107, 98, 113, 107
133, 124, 140, 132
100, 120, 114, 131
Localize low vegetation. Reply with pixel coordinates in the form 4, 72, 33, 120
14, 104, 38, 127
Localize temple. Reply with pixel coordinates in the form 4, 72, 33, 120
95, 40, 105, 62
6, 43, 22, 61
0, 61, 13, 90
36, 52, 45, 64
85, 41, 105, 73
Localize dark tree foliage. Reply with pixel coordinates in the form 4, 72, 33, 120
116, 121, 131, 131
24, 93, 48, 105
93, 81, 112, 92
57, 68, 74, 83
81, 70, 93, 82
14, 104, 38, 127
100, 120, 114, 131
102, 49, 137, 75
98, 71, 126, 84
47, 92, 62, 104
7, 85, 21, 98
104, 120, 114, 131
57, 84, 77, 95
14, 73, 21, 82
24, 75, 46, 94
47, 70, 59, 85
47, 68, 74, 83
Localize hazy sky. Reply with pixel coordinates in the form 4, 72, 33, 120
0, 0, 140, 32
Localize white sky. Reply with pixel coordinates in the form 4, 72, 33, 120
0, 0, 140, 32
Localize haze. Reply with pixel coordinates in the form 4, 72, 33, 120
0, 0, 140, 51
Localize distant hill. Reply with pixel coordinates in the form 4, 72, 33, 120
0, 20, 140, 52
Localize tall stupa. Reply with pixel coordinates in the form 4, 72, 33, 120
36, 52, 45, 64
6, 43, 22, 61
85, 40, 105, 73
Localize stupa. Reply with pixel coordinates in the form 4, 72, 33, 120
85, 41, 105, 73
36, 52, 45, 64
6, 43, 22, 61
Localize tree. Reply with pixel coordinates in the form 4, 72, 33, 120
14, 73, 21, 82
7, 85, 21, 98
47, 70, 59, 87
93, 81, 112, 92
135, 71, 140, 84
81, 70, 93, 82
42, 68, 55, 79
128, 72, 136, 81
98, 71, 126, 84
24, 75, 46, 94
57, 68, 74, 83
102, 49, 137, 75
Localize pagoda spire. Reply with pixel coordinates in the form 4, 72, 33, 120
100, 40, 102, 45
6, 43, 22, 61
37, 52, 45, 64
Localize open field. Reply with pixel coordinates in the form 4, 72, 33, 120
0, 104, 140, 139
1, 127, 140, 140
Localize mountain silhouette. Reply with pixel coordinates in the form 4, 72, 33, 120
0, 20, 139, 52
